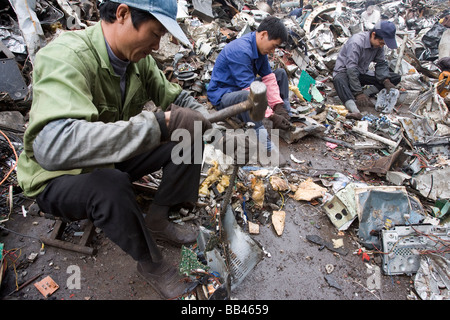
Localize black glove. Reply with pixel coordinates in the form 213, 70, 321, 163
383, 79, 396, 93
273, 103, 290, 121
355, 93, 375, 109
167, 104, 212, 141
269, 113, 291, 130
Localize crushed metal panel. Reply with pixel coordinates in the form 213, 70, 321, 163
409, 84, 449, 124
223, 205, 263, 290
0, 58, 29, 100
398, 117, 435, 144
291, 48, 310, 71
410, 166, 450, 201
192, 0, 214, 23
9, 0, 47, 60
414, 253, 450, 300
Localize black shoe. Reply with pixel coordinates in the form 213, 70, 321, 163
137, 260, 191, 299
346, 112, 363, 120
148, 222, 198, 247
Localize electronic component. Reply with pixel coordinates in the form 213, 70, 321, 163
381, 224, 450, 275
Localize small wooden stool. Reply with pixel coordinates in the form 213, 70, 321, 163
40, 219, 97, 256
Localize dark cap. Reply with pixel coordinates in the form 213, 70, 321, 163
374, 20, 397, 49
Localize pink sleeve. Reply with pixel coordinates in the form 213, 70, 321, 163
262, 73, 284, 108
243, 83, 275, 118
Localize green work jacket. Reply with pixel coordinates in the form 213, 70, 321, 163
17, 22, 182, 197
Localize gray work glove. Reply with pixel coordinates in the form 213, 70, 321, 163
269, 114, 291, 130
270, 103, 291, 130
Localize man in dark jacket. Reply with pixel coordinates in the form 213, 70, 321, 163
333, 20, 401, 115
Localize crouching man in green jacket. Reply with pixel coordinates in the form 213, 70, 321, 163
17, 0, 212, 299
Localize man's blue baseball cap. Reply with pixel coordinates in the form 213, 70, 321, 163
109, 0, 190, 46
374, 20, 397, 49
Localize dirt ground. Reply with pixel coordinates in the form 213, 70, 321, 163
0, 100, 417, 304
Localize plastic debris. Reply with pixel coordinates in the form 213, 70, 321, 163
34, 275, 59, 298
375, 88, 400, 113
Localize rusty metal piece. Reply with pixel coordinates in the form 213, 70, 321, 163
358, 148, 407, 175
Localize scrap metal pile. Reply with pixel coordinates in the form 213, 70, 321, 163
1, 0, 449, 300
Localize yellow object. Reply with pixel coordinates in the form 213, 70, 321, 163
216, 175, 230, 193
289, 85, 306, 102
269, 176, 290, 191
292, 178, 327, 201
328, 104, 349, 117
251, 177, 265, 208
438, 71, 450, 98
199, 161, 224, 196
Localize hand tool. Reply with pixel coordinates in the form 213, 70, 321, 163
204, 81, 268, 123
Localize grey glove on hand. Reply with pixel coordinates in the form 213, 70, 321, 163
270, 103, 291, 130
269, 113, 291, 130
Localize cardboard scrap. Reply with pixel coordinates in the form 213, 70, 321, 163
248, 221, 260, 235
269, 176, 290, 192
292, 178, 327, 201
272, 210, 286, 236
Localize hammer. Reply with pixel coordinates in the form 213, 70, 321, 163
205, 81, 268, 123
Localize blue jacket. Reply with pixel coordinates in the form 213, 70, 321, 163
207, 32, 272, 106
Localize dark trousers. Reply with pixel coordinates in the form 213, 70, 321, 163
333, 72, 401, 103
36, 142, 201, 263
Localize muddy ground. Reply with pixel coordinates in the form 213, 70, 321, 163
0, 99, 417, 305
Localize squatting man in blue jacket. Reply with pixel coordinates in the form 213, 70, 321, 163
207, 16, 291, 166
